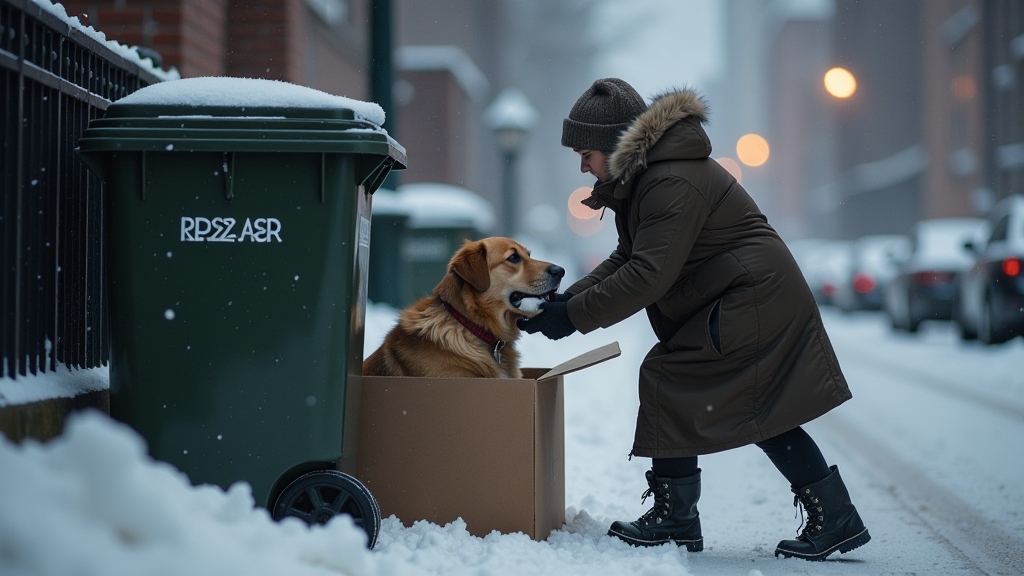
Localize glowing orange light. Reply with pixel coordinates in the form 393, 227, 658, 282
736, 134, 770, 167
567, 210, 604, 237
824, 67, 857, 98
952, 75, 976, 100
715, 157, 743, 183
568, 186, 600, 220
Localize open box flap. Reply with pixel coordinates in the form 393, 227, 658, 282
534, 342, 621, 382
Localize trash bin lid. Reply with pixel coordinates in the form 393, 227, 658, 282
396, 182, 494, 231
78, 77, 406, 168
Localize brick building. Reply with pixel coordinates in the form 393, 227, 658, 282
921, 1, 987, 219
740, 0, 1022, 240
762, 0, 836, 239
984, 0, 1024, 203
62, 0, 370, 101
59, 0, 500, 197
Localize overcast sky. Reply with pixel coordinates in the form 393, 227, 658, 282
591, 0, 725, 100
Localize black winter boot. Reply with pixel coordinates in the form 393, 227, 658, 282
608, 469, 703, 551
775, 465, 870, 561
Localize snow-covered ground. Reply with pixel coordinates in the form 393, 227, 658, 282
3, 306, 1022, 575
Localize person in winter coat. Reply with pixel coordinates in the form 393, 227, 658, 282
517, 78, 870, 561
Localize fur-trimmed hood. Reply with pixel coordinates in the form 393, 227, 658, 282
608, 88, 711, 184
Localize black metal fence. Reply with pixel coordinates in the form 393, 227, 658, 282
1, 0, 163, 379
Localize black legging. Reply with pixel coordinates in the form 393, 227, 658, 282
651, 426, 831, 488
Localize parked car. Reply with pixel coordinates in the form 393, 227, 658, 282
832, 234, 910, 312
788, 239, 852, 306
953, 195, 1024, 344
885, 218, 986, 332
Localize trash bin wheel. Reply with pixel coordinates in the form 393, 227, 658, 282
271, 470, 381, 548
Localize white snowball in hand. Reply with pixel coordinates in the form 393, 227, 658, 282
518, 297, 545, 313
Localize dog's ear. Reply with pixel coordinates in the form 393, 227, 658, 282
449, 240, 490, 292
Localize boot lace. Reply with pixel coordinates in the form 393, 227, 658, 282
637, 481, 671, 525
792, 488, 825, 537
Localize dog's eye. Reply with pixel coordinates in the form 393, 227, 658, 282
507, 252, 521, 264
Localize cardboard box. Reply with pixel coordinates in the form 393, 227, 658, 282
357, 342, 620, 540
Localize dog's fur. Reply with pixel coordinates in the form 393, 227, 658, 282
363, 237, 562, 379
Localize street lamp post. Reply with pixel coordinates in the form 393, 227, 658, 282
485, 89, 538, 238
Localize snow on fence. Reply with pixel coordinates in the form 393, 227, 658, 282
0, 0, 171, 379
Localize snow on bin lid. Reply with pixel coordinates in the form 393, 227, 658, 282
113, 77, 386, 126
396, 183, 495, 232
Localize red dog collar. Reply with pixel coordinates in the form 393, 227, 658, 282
440, 300, 507, 363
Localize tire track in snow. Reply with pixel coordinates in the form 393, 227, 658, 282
835, 349, 1024, 424
819, 412, 1024, 576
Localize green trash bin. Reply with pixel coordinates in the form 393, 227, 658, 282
76, 78, 406, 548
395, 183, 495, 306
366, 188, 410, 309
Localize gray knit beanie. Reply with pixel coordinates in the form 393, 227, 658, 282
561, 78, 647, 152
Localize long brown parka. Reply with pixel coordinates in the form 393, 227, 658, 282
565, 89, 852, 458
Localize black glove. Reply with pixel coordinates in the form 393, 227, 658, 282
516, 300, 577, 340
551, 291, 574, 303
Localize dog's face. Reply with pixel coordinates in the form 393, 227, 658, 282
434, 237, 564, 330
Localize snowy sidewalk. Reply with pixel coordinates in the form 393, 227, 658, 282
2, 306, 1021, 575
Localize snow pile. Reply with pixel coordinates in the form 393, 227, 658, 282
115, 77, 386, 126
0, 412, 409, 576
31, 0, 179, 82
0, 362, 108, 407
376, 510, 690, 576
0, 410, 695, 576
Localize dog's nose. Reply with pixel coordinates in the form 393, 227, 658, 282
548, 265, 565, 280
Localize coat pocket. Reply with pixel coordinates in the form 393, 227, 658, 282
708, 298, 723, 356
664, 298, 723, 359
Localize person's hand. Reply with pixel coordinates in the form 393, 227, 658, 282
516, 300, 577, 340
550, 291, 574, 303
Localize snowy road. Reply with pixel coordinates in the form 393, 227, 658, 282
515, 307, 1024, 576
808, 311, 1024, 576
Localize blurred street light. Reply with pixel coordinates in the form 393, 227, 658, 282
714, 157, 743, 183
568, 187, 599, 220
485, 88, 538, 237
567, 186, 603, 237
824, 67, 857, 98
736, 134, 770, 167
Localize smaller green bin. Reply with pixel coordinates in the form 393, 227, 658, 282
392, 183, 495, 307
366, 189, 410, 309
77, 78, 406, 547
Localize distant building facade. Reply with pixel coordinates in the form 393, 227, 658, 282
762, 0, 836, 240
983, 0, 1024, 206
921, 1, 987, 219
722, 0, 1023, 240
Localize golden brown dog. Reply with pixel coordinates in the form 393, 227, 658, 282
363, 237, 564, 378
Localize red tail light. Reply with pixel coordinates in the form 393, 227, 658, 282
1004, 257, 1021, 277
852, 272, 876, 294
914, 271, 954, 285
822, 283, 836, 298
